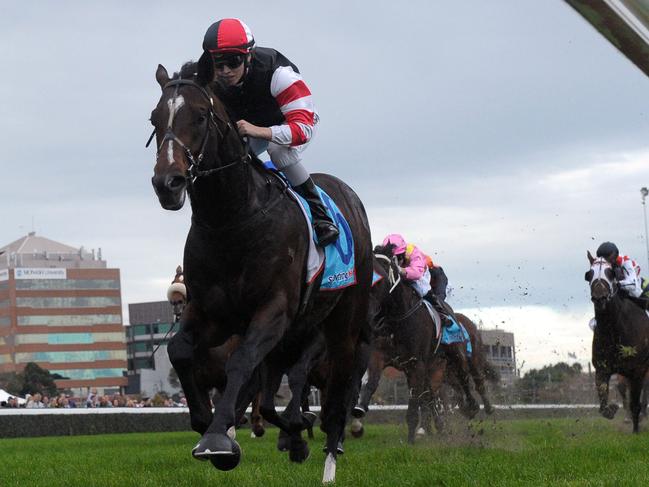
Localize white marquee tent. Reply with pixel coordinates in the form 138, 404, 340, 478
0, 388, 26, 405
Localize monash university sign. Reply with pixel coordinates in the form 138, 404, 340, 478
14, 268, 67, 280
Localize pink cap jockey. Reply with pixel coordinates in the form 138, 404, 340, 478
382, 234, 428, 281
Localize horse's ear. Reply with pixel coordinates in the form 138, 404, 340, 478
196, 51, 214, 87
585, 269, 594, 282
156, 64, 170, 90
587, 250, 595, 265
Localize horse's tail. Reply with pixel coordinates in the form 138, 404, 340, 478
483, 360, 500, 384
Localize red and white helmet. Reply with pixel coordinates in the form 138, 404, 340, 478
203, 18, 255, 56
382, 234, 407, 255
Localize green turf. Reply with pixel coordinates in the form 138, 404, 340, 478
1, 417, 649, 486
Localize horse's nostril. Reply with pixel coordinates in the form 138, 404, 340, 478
167, 175, 186, 191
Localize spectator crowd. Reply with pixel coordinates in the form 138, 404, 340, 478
0, 390, 187, 409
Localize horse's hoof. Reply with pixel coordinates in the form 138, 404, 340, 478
350, 418, 363, 438
416, 427, 426, 437
302, 411, 318, 429
351, 406, 366, 418
289, 438, 310, 463
460, 402, 480, 419
209, 441, 241, 471
252, 424, 266, 438
192, 433, 242, 471
601, 404, 619, 420
277, 433, 290, 452
322, 441, 344, 455
484, 405, 495, 415
624, 417, 632, 424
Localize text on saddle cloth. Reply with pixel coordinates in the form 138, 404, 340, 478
440, 317, 472, 357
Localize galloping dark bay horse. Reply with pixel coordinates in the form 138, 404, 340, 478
149, 53, 372, 482
586, 251, 649, 433
352, 245, 478, 443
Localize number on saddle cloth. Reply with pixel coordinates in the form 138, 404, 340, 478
263, 160, 356, 291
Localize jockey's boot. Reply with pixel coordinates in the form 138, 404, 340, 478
294, 178, 339, 247
424, 291, 458, 327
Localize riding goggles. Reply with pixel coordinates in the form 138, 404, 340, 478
213, 55, 245, 70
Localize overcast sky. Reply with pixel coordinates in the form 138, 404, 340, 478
2, 1, 649, 370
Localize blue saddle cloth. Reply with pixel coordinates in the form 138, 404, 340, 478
441, 318, 472, 357
263, 161, 356, 291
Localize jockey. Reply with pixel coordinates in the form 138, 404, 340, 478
596, 242, 644, 300
425, 254, 449, 302
590, 242, 648, 330
382, 234, 456, 324
202, 18, 339, 247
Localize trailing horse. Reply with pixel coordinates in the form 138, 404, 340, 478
352, 245, 478, 443
149, 54, 372, 482
586, 251, 649, 433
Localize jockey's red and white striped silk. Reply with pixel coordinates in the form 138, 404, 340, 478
270, 65, 317, 147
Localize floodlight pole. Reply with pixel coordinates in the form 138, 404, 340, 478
642, 187, 649, 270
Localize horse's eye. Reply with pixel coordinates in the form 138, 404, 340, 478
196, 115, 206, 124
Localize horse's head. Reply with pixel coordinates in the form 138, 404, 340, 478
586, 250, 618, 307
373, 244, 401, 294
149, 53, 240, 210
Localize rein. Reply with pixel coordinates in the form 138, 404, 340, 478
374, 252, 423, 323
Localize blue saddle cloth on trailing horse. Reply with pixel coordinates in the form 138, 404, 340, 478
441, 317, 472, 357
263, 161, 356, 291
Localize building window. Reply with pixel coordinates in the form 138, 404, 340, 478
491, 345, 499, 357
132, 342, 152, 353
15, 350, 127, 363
51, 368, 125, 380
0, 316, 10, 326
16, 296, 120, 308
134, 358, 153, 370
15, 332, 125, 345
15, 279, 119, 290
0, 299, 10, 308
152, 323, 173, 335
131, 324, 150, 336
17, 314, 121, 326
0, 354, 11, 364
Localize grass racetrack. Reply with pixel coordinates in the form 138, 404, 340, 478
2, 416, 649, 486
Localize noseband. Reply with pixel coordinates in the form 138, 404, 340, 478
147, 79, 248, 181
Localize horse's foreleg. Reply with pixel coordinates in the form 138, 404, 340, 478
354, 348, 385, 418
405, 361, 427, 444
429, 356, 447, 433
250, 391, 265, 438
193, 304, 289, 469
167, 329, 212, 434
630, 377, 643, 433
596, 369, 618, 419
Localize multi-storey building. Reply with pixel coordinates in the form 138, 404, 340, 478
0, 232, 127, 396
125, 300, 180, 397
479, 328, 517, 388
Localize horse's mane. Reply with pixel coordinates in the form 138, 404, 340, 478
176, 61, 198, 80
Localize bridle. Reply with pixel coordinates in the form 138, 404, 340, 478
146, 78, 248, 181
589, 258, 618, 302
374, 252, 423, 323
375, 253, 402, 294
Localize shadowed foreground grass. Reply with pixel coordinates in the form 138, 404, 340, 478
1, 417, 649, 486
